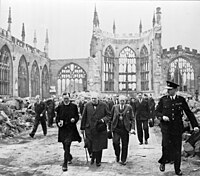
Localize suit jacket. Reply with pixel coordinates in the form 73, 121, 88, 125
109, 104, 135, 132
132, 98, 150, 121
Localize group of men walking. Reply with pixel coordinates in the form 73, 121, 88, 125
28, 80, 200, 175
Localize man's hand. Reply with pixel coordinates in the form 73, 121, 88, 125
71, 118, 75, 123
194, 127, 199, 133
58, 120, 63, 127
130, 129, 136, 135
40, 113, 43, 117
162, 116, 169, 121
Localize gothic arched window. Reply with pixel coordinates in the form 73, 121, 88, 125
140, 46, 149, 91
168, 57, 195, 93
31, 61, 40, 97
42, 65, 49, 99
18, 55, 29, 97
0, 45, 12, 95
103, 45, 114, 91
57, 63, 87, 95
119, 47, 136, 92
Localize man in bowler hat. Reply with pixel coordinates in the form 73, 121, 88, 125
155, 81, 199, 175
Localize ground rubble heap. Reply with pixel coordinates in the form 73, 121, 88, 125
0, 98, 35, 139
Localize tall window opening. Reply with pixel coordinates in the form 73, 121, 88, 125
57, 63, 87, 95
18, 55, 29, 97
168, 57, 195, 93
140, 46, 149, 91
119, 47, 136, 92
31, 61, 40, 97
42, 65, 49, 99
103, 45, 114, 91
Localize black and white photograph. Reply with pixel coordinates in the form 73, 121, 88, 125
0, 0, 200, 175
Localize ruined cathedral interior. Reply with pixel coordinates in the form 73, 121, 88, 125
0, 6, 200, 99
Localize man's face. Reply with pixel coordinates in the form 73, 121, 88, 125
138, 93, 142, 99
91, 96, 98, 104
63, 94, 70, 103
167, 88, 176, 96
119, 99, 125, 105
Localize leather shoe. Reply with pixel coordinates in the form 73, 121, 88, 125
175, 170, 182, 175
62, 163, 68, 172
145, 140, 148, 144
139, 142, 143, 145
116, 156, 119, 162
68, 160, 72, 164
120, 161, 127, 165
159, 163, 165, 172
90, 158, 94, 165
96, 162, 101, 167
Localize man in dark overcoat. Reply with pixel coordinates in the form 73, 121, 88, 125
132, 92, 150, 145
109, 95, 135, 165
29, 95, 47, 138
155, 81, 199, 175
46, 97, 56, 127
80, 92, 111, 167
55, 92, 81, 172
148, 94, 156, 126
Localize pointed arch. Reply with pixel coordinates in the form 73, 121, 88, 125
118, 46, 136, 92
57, 63, 87, 95
140, 45, 149, 91
168, 57, 194, 93
42, 65, 49, 99
0, 45, 13, 96
31, 61, 40, 97
18, 55, 29, 97
103, 45, 115, 91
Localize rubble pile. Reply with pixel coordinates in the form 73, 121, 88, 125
0, 98, 35, 139
182, 98, 200, 158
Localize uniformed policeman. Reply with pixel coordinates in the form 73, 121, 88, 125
155, 81, 199, 175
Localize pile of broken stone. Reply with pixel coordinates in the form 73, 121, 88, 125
0, 98, 35, 139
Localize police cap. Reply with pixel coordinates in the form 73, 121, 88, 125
165, 81, 179, 89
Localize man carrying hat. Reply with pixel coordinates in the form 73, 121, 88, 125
155, 81, 199, 175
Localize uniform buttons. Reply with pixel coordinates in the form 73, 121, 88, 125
172, 113, 174, 116
172, 109, 174, 110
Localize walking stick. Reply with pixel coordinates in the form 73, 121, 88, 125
82, 132, 89, 163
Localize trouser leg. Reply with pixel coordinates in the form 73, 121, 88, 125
121, 131, 129, 162
143, 120, 149, 141
41, 117, 47, 135
158, 133, 170, 164
62, 139, 72, 164
113, 132, 121, 159
95, 150, 102, 164
30, 118, 40, 136
172, 135, 182, 173
136, 120, 143, 143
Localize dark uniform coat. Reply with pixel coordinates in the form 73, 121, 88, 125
155, 95, 198, 135
80, 101, 111, 152
55, 102, 81, 143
